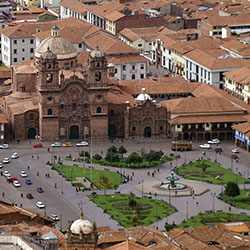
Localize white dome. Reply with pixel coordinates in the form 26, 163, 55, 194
135, 88, 152, 102
70, 218, 93, 235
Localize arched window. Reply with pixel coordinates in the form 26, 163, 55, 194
160, 125, 163, 131
132, 74, 135, 79
72, 103, 77, 111
96, 107, 102, 113
29, 113, 34, 120
132, 126, 136, 131
47, 109, 52, 115
84, 103, 88, 109
60, 104, 64, 109
109, 110, 114, 116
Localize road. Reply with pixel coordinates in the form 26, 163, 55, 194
0, 138, 249, 231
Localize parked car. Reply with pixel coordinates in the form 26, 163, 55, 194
76, 141, 88, 147
37, 186, 44, 193
232, 154, 239, 160
144, 194, 152, 199
33, 143, 43, 148
0, 144, 9, 149
36, 201, 45, 208
50, 214, 59, 221
51, 142, 61, 147
11, 152, 19, 159
62, 142, 72, 147
3, 170, 9, 177
0, 163, 2, 168
26, 193, 33, 199
208, 139, 220, 144
13, 181, 21, 187
232, 148, 239, 153
3, 157, 10, 164
26, 179, 32, 185
9, 177, 18, 183
199, 144, 211, 149
5, 174, 12, 179
20, 171, 27, 178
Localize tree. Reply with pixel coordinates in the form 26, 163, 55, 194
125, 152, 142, 164
93, 154, 102, 161
225, 181, 240, 197
105, 151, 120, 163
118, 146, 127, 158
107, 146, 117, 154
79, 151, 90, 158
100, 175, 109, 196
144, 150, 164, 162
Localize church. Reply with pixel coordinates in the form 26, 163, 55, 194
2, 25, 169, 141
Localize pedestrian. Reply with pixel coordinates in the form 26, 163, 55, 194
170, 162, 172, 167
155, 192, 157, 197
48, 148, 50, 152
27, 166, 30, 171
55, 183, 57, 189
152, 173, 154, 177
2, 192, 4, 198
37, 155, 39, 159
157, 168, 159, 172
101, 150, 103, 155
37, 171, 39, 176
196, 202, 199, 207
148, 172, 150, 176
32, 155, 34, 159
48, 173, 50, 178
21, 193, 23, 198
45, 173, 47, 177
20, 204, 22, 207
229, 206, 231, 212
17, 139, 19, 144
0, 171, 2, 176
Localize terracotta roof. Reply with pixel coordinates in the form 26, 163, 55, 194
224, 67, 250, 85
220, 40, 250, 57
107, 54, 148, 64
98, 230, 127, 244
0, 70, 11, 79
105, 10, 125, 22
155, 35, 177, 48
0, 113, 8, 123
60, 0, 88, 15
104, 240, 148, 250
232, 121, 250, 133
107, 86, 134, 105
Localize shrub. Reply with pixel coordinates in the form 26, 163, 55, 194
79, 151, 90, 158
93, 154, 102, 161
126, 152, 142, 164
144, 150, 164, 162
225, 181, 240, 197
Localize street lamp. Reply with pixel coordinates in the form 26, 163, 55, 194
231, 157, 233, 171
61, 166, 64, 194
141, 180, 144, 198
60, 214, 62, 231
44, 201, 47, 217
211, 192, 216, 212
168, 186, 171, 205
186, 201, 189, 220
70, 168, 73, 184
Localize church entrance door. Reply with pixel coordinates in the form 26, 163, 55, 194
108, 125, 116, 138
28, 128, 36, 139
70, 126, 79, 139
144, 126, 151, 137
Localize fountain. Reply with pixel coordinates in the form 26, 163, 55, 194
160, 171, 186, 190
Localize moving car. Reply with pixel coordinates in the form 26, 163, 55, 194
232, 148, 239, 153
208, 139, 220, 144
50, 214, 59, 221
51, 142, 61, 147
0, 144, 9, 149
26, 193, 33, 199
36, 201, 45, 208
26, 179, 32, 185
20, 171, 27, 178
33, 143, 43, 148
199, 144, 211, 149
11, 152, 19, 159
37, 186, 44, 193
13, 181, 21, 187
62, 142, 72, 147
76, 141, 88, 147
3, 158, 10, 164
9, 177, 18, 183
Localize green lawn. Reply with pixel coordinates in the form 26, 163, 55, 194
177, 212, 250, 228
53, 164, 122, 189
89, 194, 176, 227
176, 160, 248, 185
220, 189, 250, 210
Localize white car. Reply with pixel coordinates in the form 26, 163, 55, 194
6, 174, 12, 179
20, 171, 27, 178
11, 152, 19, 159
208, 139, 220, 144
36, 201, 45, 209
232, 148, 239, 153
76, 141, 88, 147
0, 144, 9, 149
50, 214, 59, 221
3, 158, 10, 164
3, 170, 9, 176
13, 181, 21, 187
199, 144, 211, 149
51, 142, 61, 147
0, 163, 3, 168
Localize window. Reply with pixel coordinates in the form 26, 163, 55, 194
160, 126, 163, 131
138, 43, 142, 47
132, 65, 135, 70
78, 43, 82, 48
47, 109, 52, 115
48, 97, 52, 101
13, 49, 17, 54
96, 107, 102, 113
132, 126, 136, 131
132, 74, 135, 79
30, 48, 34, 53
22, 57, 25, 61
14, 40, 17, 44
84, 103, 88, 109
177, 124, 181, 128
123, 65, 126, 70
122, 75, 126, 80
30, 39, 34, 44
22, 48, 25, 52
30, 57, 33, 60
22, 39, 25, 43
97, 95, 102, 100
140, 64, 144, 69
140, 74, 144, 79
114, 68, 117, 74
72, 103, 77, 111
60, 104, 64, 109
14, 58, 17, 63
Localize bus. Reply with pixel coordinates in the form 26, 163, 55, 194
171, 141, 192, 151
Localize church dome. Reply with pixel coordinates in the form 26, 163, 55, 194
35, 25, 77, 60
90, 46, 105, 59
70, 212, 93, 235
135, 88, 152, 102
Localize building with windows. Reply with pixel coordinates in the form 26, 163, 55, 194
232, 122, 250, 152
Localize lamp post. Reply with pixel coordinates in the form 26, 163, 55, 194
243, 171, 246, 189
70, 168, 73, 184
168, 186, 171, 205
44, 201, 47, 217
61, 166, 64, 194
186, 201, 189, 220
231, 157, 233, 171
141, 180, 144, 198
60, 214, 62, 231
211, 192, 216, 212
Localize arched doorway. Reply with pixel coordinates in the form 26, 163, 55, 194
28, 128, 36, 139
144, 126, 151, 137
70, 126, 79, 139
108, 125, 116, 138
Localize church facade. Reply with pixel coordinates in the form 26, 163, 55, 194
2, 25, 169, 141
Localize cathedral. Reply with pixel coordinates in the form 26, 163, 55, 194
2, 25, 169, 141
